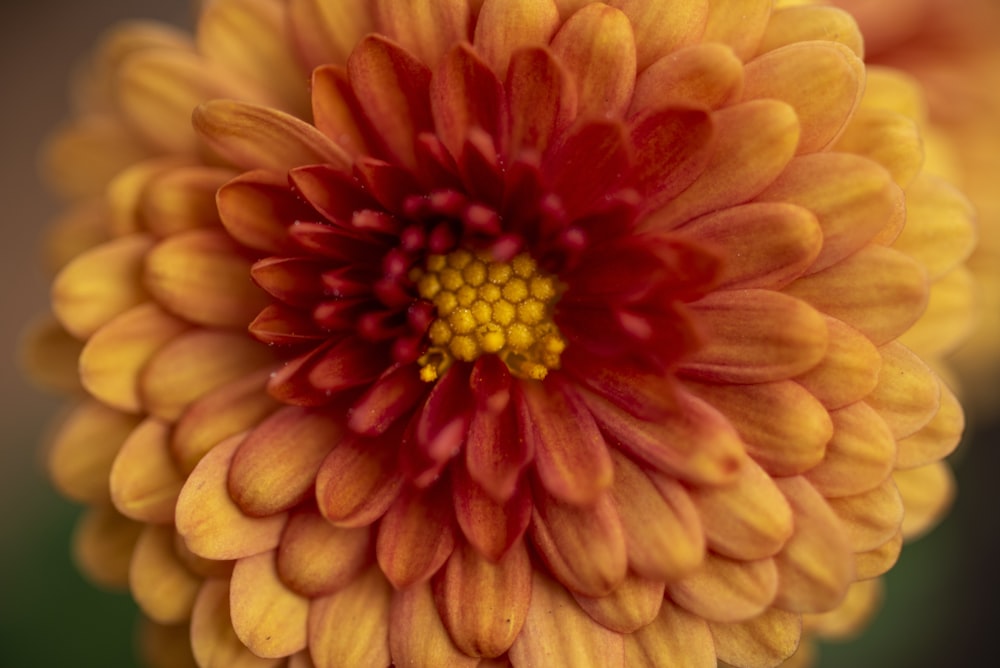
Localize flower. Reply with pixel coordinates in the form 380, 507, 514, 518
832, 0, 1000, 415
26, 1, 976, 667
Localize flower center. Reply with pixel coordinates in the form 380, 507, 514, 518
412, 249, 566, 381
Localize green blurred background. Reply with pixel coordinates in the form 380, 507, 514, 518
0, 1, 996, 666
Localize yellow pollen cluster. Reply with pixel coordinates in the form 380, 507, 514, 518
412, 249, 566, 381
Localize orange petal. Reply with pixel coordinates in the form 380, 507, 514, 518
772, 477, 854, 614
508, 571, 626, 668
130, 525, 201, 624
172, 369, 278, 474
190, 579, 281, 668
804, 401, 895, 498
373, 0, 471, 68
686, 380, 831, 476
47, 400, 141, 503
435, 541, 532, 657
581, 386, 745, 486
309, 65, 370, 158
896, 381, 963, 470
196, 0, 307, 113
757, 6, 864, 57
629, 107, 714, 211
677, 202, 822, 290
894, 462, 955, 540
229, 407, 344, 517
530, 489, 627, 597
310, 568, 392, 667
276, 510, 371, 597
141, 165, 235, 238
473, 0, 560, 76
230, 551, 309, 658
834, 108, 923, 189
139, 620, 200, 668
144, 228, 269, 328
288, 0, 374, 70
623, 598, 716, 668
668, 553, 778, 624
573, 572, 665, 634
755, 153, 904, 274
898, 266, 976, 358
176, 434, 287, 560
315, 433, 404, 527
701, 0, 772, 61
853, 531, 903, 580
892, 174, 977, 281
645, 100, 800, 231
431, 44, 506, 162
79, 303, 189, 413
612, 0, 709, 71
20, 316, 84, 393
110, 417, 185, 523
682, 289, 828, 384
785, 244, 929, 346
709, 608, 801, 668
52, 234, 153, 339
107, 157, 192, 237
517, 377, 613, 505
742, 41, 863, 153
610, 452, 705, 582
825, 477, 904, 553
690, 458, 794, 561
193, 100, 349, 173
865, 342, 940, 440
453, 468, 531, 561
630, 43, 744, 114
376, 485, 456, 588
347, 35, 433, 171
72, 505, 143, 589
794, 316, 881, 410
389, 580, 477, 668
141, 329, 273, 421
505, 46, 577, 156
550, 3, 636, 119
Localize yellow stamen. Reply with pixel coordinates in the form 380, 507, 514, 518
415, 250, 566, 380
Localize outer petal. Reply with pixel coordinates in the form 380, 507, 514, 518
73, 505, 143, 589
669, 553, 778, 624
804, 401, 896, 498
573, 572, 665, 634
109, 417, 185, 523
623, 599, 716, 668
826, 477, 904, 554
130, 525, 201, 624
376, 485, 456, 588
310, 568, 392, 668
289, 0, 374, 70
230, 551, 309, 659
709, 608, 801, 668
473, 0, 560, 75
701, 0, 772, 61
389, 580, 477, 668
190, 579, 280, 668
757, 6, 864, 57
373, 0, 471, 68
276, 510, 371, 597
794, 316, 881, 409
630, 43, 744, 114
611, 0, 709, 71
894, 462, 955, 540
508, 571, 626, 668
896, 381, 963, 470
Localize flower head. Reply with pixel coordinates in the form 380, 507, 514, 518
28, 1, 976, 667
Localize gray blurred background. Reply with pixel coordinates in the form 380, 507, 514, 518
0, 2, 995, 666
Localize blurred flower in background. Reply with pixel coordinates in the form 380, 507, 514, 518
7, 1, 996, 667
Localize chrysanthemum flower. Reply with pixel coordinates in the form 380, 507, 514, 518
27, 1, 976, 667
833, 0, 1000, 414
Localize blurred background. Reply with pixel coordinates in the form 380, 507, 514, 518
0, 1, 996, 666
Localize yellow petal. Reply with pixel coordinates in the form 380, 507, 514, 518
624, 599, 716, 668
47, 400, 141, 503
574, 572, 664, 634
668, 553, 778, 623
893, 174, 977, 281
130, 524, 201, 624
683, 289, 828, 384
772, 477, 854, 614
52, 234, 153, 339
139, 620, 199, 668
825, 477, 903, 553
107, 156, 191, 237
898, 266, 976, 358
72, 504, 143, 589
550, 3, 636, 119
436, 541, 532, 657
142, 166, 236, 238
690, 458, 794, 561
894, 462, 955, 540
176, 434, 287, 560
709, 608, 801, 668
79, 303, 189, 413
701, 0, 772, 61
610, 0, 709, 71
508, 571, 626, 668
834, 108, 923, 189
230, 550, 309, 658
144, 229, 269, 329
853, 530, 903, 580
802, 578, 883, 640
757, 6, 864, 57
288, 0, 374, 70
42, 199, 110, 274
742, 41, 863, 153
190, 579, 281, 668
473, 0, 560, 76
373, 0, 471, 68
42, 116, 152, 199
276, 510, 371, 597
630, 43, 744, 114
865, 342, 940, 440
804, 401, 895, 498
110, 417, 185, 523
388, 580, 477, 668
794, 316, 881, 410
896, 380, 964, 470
310, 568, 392, 667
